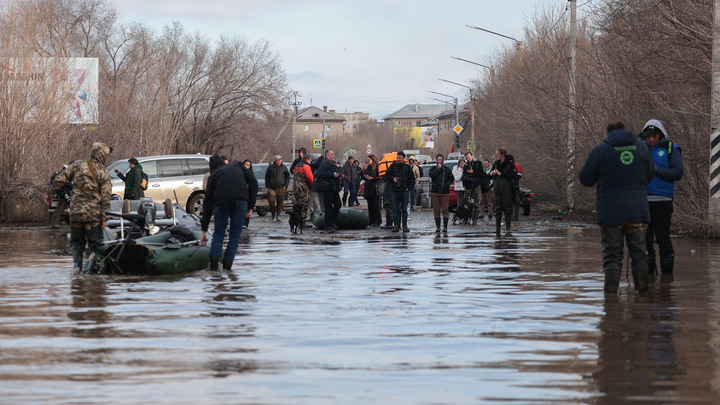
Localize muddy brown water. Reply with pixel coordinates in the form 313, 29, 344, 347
1, 211, 719, 404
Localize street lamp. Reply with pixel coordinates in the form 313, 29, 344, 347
451, 56, 496, 147
439, 78, 475, 154
466, 24, 523, 51
429, 90, 460, 152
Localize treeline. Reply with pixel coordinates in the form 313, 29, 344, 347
469, 0, 712, 235
0, 0, 290, 221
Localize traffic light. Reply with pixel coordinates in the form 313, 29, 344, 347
454, 134, 461, 150
321, 139, 326, 148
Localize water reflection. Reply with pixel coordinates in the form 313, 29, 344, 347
3, 227, 720, 403
69, 276, 111, 338
594, 277, 683, 403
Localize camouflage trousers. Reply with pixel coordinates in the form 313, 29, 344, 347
293, 182, 312, 222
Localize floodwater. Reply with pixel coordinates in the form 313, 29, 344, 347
1, 214, 720, 404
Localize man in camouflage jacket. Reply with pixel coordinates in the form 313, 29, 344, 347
46, 142, 113, 270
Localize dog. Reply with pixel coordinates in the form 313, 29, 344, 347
288, 204, 304, 234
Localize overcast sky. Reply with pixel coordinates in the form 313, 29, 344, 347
113, 0, 563, 119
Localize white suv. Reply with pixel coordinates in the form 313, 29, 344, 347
107, 154, 211, 218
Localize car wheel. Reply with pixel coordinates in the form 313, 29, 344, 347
186, 193, 204, 218
256, 207, 268, 217
523, 202, 531, 216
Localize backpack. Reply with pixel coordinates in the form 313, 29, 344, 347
140, 170, 149, 190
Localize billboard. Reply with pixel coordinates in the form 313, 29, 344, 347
2, 57, 99, 124
393, 126, 435, 149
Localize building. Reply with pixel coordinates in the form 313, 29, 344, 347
383, 104, 449, 128
333, 111, 370, 136
292, 106, 346, 139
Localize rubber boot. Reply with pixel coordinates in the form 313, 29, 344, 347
495, 215, 502, 236
472, 211, 478, 226
505, 215, 512, 236
435, 218, 441, 233
604, 268, 621, 293
209, 257, 219, 271
660, 257, 674, 275
342, 195, 347, 206
648, 255, 657, 276
442, 217, 448, 233
222, 258, 233, 271
632, 270, 649, 293
382, 212, 393, 229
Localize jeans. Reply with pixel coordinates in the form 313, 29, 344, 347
391, 189, 409, 227
210, 198, 248, 262
409, 185, 416, 207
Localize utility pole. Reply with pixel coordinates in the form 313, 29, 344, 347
710, 0, 720, 227
566, 0, 577, 209
289, 91, 302, 161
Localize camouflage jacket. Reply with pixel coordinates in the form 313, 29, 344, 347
49, 143, 112, 227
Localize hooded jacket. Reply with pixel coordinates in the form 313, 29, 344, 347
49, 142, 112, 226
579, 128, 655, 226
641, 119, 683, 200
201, 158, 258, 231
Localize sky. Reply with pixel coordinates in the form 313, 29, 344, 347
113, 0, 562, 119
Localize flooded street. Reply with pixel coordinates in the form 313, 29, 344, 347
1, 211, 720, 404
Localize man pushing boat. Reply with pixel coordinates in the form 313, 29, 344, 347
200, 155, 258, 271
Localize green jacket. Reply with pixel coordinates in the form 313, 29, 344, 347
118, 163, 145, 200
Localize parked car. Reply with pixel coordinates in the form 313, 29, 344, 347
252, 161, 293, 216
106, 154, 211, 218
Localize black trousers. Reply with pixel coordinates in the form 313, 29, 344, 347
322, 190, 342, 227
366, 195, 381, 225
647, 200, 674, 261
493, 178, 513, 220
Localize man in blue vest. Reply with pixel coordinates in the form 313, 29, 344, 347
639, 119, 683, 275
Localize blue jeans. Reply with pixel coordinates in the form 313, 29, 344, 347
409, 185, 416, 207
210, 198, 248, 261
391, 189, 409, 227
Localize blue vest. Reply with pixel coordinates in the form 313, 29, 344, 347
647, 141, 677, 198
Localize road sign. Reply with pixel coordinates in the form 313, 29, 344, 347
467, 141, 474, 150
453, 124, 463, 134
367, 148, 372, 154
313, 139, 322, 148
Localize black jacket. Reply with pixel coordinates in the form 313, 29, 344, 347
579, 128, 654, 226
462, 159, 486, 189
429, 164, 454, 195
386, 162, 415, 192
265, 163, 290, 190
201, 161, 258, 231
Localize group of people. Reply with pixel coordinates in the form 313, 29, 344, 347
579, 119, 683, 294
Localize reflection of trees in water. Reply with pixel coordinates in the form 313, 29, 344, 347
69, 275, 110, 339
593, 278, 683, 404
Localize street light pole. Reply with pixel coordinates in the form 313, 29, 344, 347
439, 78, 474, 155
429, 90, 459, 151
451, 56, 496, 151
466, 24, 523, 51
